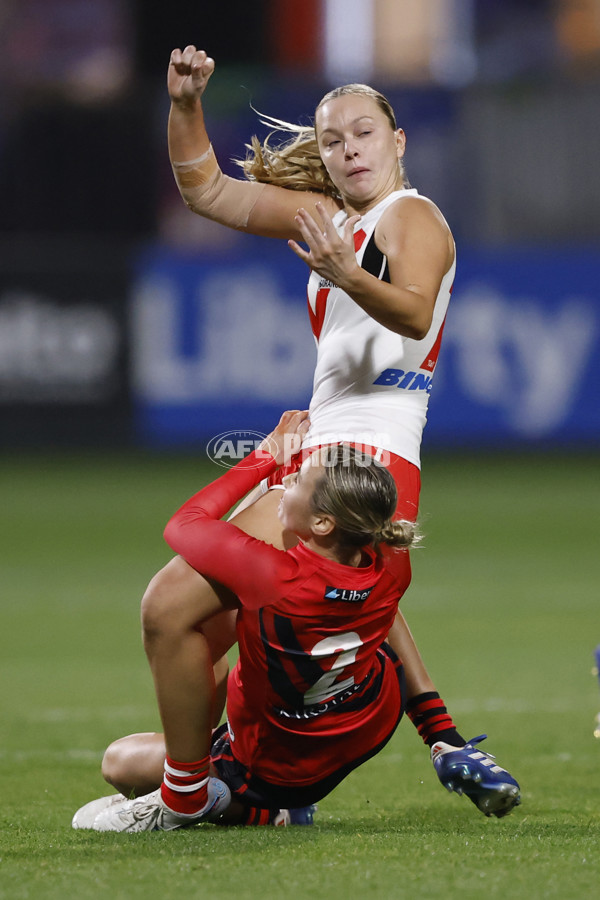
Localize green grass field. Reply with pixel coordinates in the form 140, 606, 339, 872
1, 449, 599, 899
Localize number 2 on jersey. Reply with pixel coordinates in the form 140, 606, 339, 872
304, 632, 363, 705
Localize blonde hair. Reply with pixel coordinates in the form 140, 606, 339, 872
235, 84, 408, 195
310, 445, 418, 550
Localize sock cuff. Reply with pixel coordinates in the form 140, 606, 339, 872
164, 754, 210, 776
406, 691, 464, 746
240, 806, 273, 826
163, 774, 209, 793
161, 755, 211, 816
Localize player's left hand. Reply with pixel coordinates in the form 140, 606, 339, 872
259, 410, 310, 466
288, 202, 361, 288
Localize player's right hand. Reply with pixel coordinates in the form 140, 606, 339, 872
168, 46, 215, 105
260, 410, 310, 466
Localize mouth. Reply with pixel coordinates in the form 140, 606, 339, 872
348, 167, 369, 177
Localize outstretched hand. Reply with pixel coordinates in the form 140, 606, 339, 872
288, 202, 361, 288
259, 410, 310, 466
168, 46, 215, 107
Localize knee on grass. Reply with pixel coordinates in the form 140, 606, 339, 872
102, 734, 164, 797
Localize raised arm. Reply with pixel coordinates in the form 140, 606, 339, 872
163, 410, 309, 607
168, 46, 340, 240
163, 452, 289, 607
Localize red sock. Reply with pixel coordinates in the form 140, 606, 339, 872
161, 754, 210, 815
406, 692, 465, 747
238, 806, 272, 826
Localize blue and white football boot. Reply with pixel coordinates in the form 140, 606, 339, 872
287, 805, 317, 825
272, 805, 317, 826
431, 734, 521, 818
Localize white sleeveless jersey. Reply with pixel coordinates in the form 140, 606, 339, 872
303, 189, 455, 468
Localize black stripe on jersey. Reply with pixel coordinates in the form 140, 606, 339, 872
361, 233, 390, 282
259, 609, 326, 711
272, 613, 325, 687
259, 609, 305, 710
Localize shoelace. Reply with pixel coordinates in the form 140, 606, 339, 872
116, 799, 162, 824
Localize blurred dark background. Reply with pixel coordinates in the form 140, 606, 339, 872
1, 0, 599, 451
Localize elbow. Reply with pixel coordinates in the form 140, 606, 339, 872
180, 194, 206, 218
404, 323, 429, 341
393, 318, 431, 340
404, 308, 434, 341
386, 304, 433, 340
163, 519, 178, 549
414, 322, 432, 340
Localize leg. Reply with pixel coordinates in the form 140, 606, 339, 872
141, 489, 286, 764
142, 559, 237, 763
213, 653, 229, 725
102, 732, 166, 797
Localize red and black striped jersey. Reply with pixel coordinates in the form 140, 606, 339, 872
164, 448, 410, 787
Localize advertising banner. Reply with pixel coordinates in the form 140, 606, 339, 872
0, 240, 131, 447
427, 248, 600, 448
131, 240, 316, 446
131, 242, 600, 450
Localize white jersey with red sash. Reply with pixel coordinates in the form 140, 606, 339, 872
304, 189, 455, 469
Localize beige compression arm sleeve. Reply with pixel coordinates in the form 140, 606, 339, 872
171, 145, 266, 230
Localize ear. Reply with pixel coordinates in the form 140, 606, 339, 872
311, 514, 336, 537
395, 129, 406, 160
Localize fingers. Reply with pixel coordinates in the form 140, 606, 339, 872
290, 207, 328, 266
192, 55, 215, 82
294, 204, 360, 250
289, 204, 361, 278
287, 238, 310, 263
344, 214, 362, 237
315, 201, 340, 240
297, 416, 311, 438
277, 409, 310, 432
261, 410, 309, 465
295, 206, 325, 244
169, 46, 215, 79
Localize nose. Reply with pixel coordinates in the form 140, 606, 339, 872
344, 140, 359, 159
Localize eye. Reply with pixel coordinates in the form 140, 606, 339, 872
328, 139, 340, 147
359, 130, 371, 137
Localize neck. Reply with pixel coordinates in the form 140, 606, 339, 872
302, 536, 365, 568
343, 171, 405, 217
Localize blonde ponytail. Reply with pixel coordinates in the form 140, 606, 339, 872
373, 519, 419, 549
312, 445, 419, 551
235, 114, 339, 197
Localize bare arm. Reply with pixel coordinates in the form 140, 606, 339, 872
289, 196, 454, 339
387, 609, 436, 698
167, 47, 213, 160
167, 46, 340, 239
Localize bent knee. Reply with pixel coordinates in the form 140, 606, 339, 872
142, 557, 237, 639
141, 560, 203, 636
141, 569, 174, 636
102, 733, 165, 796
101, 738, 134, 789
